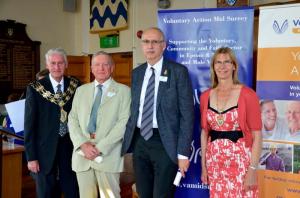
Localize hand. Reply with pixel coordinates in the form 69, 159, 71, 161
80, 142, 100, 160
244, 168, 258, 191
201, 167, 208, 185
28, 160, 40, 173
178, 159, 190, 178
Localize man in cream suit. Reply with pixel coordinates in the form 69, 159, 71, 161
68, 51, 131, 198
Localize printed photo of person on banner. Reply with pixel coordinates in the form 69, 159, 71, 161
260, 100, 287, 141
259, 142, 293, 173
284, 101, 300, 142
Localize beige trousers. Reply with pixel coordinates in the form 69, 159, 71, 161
76, 168, 120, 198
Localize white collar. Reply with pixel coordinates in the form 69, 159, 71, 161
49, 74, 64, 88
94, 78, 112, 89
147, 57, 163, 75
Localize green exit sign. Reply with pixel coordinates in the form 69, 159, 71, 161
100, 34, 119, 48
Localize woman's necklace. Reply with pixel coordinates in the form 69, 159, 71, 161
215, 87, 232, 126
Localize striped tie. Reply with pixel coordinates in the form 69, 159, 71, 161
140, 68, 155, 140
56, 84, 62, 95
57, 84, 67, 137
87, 84, 103, 134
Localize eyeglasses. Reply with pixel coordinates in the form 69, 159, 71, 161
92, 63, 111, 68
141, 40, 164, 45
49, 61, 65, 66
214, 60, 232, 66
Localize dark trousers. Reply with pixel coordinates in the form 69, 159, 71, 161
132, 128, 177, 198
33, 134, 79, 198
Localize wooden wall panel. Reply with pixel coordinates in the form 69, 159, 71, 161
66, 52, 132, 87
111, 52, 132, 86
66, 55, 91, 84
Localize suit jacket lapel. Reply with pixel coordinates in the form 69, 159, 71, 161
157, 60, 169, 107
101, 79, 118, 106
63, 76, 70, 93
86, 83, 95, 112
43, 76, 55, 94
134, 64, 147, 103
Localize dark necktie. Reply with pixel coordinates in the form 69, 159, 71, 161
57, 84, 67, 137
87, 84, 103, 135
56, 84, 62, 95
140, 68, 155, 140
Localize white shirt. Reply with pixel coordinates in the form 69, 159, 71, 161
137, 58, 187, 159
49, 74, 64, 93
137, 58, 163, 128
93, 78, 112, 102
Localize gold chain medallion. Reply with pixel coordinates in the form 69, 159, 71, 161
30, 77, 79, 120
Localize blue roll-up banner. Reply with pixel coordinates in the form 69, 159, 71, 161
158, 7, 254, 197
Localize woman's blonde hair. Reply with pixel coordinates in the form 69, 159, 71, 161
210, 47, 240, 88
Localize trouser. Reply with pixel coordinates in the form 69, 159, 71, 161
32, 134, 79, 198
76, 168, 121, 198
132, 127, 177, 198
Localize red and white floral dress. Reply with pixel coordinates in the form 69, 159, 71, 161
206, 105, 258, 198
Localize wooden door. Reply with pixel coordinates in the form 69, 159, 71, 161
65, 55, 91, 84
111, 52, 132, 86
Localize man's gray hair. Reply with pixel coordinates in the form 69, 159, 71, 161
91, 51, 114, 65
45, 48, 68, 65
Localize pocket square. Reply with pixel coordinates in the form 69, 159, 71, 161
107, 92, 116, 97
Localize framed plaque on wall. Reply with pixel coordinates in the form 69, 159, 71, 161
0, 20, 40, 103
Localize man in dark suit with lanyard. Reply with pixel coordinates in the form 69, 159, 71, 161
122, 27, 194, 198
24, 48, 79, 198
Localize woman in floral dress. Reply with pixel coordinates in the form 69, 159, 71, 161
200, 47, 262, 198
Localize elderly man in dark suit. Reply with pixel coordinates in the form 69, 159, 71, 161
24, 48, 79, 198
121, 27, 194, 198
